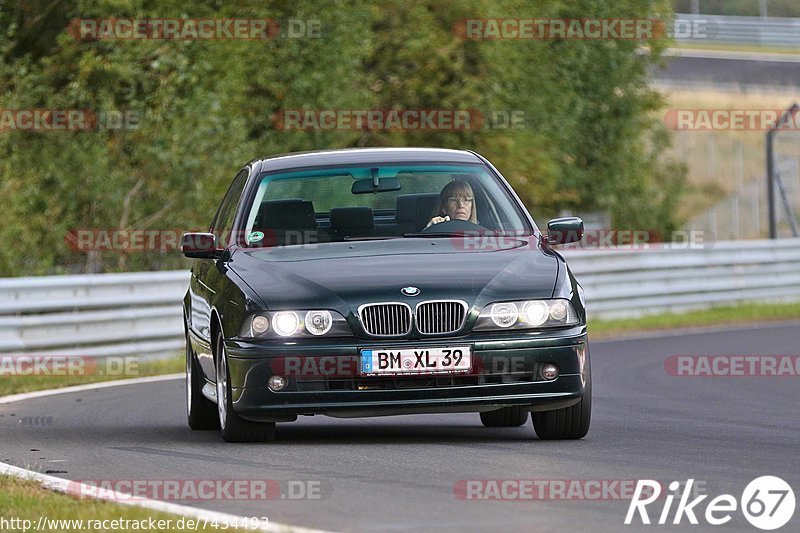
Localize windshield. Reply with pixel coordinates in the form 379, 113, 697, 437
240, 162, 533, 247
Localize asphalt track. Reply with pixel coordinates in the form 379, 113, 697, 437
653, 52, 800, 88
1, 322, 799, 532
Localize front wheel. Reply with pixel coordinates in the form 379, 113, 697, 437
215, 333, 276, 443
532, 361, 591, 440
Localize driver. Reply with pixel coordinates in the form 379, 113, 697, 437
426, 180, 477, 228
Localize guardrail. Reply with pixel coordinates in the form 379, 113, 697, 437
1, 239, 799, 358
0, 271, 188, 359
562, 239, 800, 319
675, 14, 800, 48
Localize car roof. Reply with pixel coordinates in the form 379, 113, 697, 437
250, 147, 483, 173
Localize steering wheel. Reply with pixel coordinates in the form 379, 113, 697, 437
421, 219, 485, 233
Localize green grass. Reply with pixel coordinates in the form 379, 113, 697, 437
672, 42, 800, 55
0, 354, 183, 397
589, 301, 800, 338
0, 476, 250, 532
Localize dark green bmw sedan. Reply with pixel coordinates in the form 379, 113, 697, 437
181, 148, 590, 442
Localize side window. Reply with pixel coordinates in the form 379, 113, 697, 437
212, 169, 249, 247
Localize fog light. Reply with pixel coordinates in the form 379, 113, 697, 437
541, 363, 559, 380
268, 375, 287, 391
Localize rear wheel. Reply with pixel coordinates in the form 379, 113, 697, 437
215, 332, 276, 443
186, 338, 218, 430
479, 406, 529, 427
532, 361, 591, 440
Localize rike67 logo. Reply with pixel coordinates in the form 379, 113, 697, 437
625, 477, 795, 530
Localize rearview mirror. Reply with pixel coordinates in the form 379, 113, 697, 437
351, 177, 401, 194
546, 217, 584, 245
181, 233, 222, 259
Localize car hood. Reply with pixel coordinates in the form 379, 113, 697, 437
231, 237, 559, 312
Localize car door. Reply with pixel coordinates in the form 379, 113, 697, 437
189, 168, 250, 377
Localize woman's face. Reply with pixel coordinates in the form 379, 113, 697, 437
443, 190, 473, 221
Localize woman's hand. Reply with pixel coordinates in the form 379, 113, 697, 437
425, 215, 450, 228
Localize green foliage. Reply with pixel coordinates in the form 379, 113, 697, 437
0, 0, 685, 276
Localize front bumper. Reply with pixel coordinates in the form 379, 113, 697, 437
223, 326, 589, 421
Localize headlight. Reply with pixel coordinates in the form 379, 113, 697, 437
273, 311, 300, 337
475, 299, 579, 331
549, 300, 568, 321
251, 315, 270, 334
240, 309, 351, 338
521, 301, 549, 326
305, 310, 332, 336
490, 302, 518, 328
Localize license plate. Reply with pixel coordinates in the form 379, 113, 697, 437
360, 346, 472, 375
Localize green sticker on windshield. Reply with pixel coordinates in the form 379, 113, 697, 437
248, 231, 265, 243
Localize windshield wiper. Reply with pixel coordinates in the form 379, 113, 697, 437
404, 231, 531, 239
343, 235, 401, 241
403, 232, 466, 238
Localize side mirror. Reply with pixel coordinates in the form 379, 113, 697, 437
181, 233, 222, 259
546, 217, 584, 245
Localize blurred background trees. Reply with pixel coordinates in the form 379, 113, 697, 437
0, 0, 684, 275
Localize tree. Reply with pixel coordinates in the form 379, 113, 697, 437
0, 0, 685, 276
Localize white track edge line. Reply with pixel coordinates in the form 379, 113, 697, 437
0, 376, 336, 533
0, 374, 184, 405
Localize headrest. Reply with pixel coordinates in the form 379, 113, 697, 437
395, 193, 439, 229
396, 195, 417, 224
330, 207, 374, 232
256, 199, 316, 230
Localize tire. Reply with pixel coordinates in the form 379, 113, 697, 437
186, 338, 219, 430
532, 360, 592, 440
479, 406, 529, 427
215, 332, 276, 443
